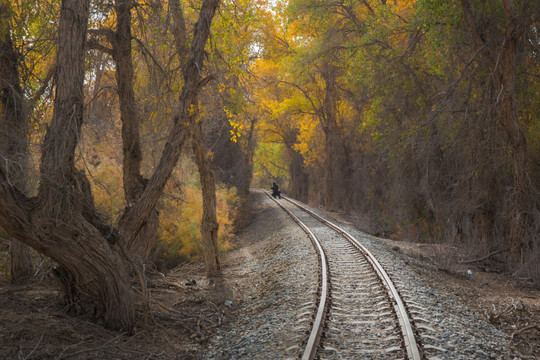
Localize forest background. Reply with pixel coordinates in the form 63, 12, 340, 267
0, 0, 539, 330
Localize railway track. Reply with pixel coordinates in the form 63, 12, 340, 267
266, 193, 423, 360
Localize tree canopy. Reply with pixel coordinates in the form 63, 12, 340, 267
247, 0, 540, 280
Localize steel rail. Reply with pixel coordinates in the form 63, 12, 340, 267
264, 192, 329, 360
283, 196, 422, 360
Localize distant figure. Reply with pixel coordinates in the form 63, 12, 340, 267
271, 182, 281, 199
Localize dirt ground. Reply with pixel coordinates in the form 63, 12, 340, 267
1, 198, 539, 359
0, 236, 253, 359
0, 261, 235, 359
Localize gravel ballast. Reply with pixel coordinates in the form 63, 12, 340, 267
205, 191, 520, 359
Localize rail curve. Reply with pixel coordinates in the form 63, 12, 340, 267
266, 192, 422, 360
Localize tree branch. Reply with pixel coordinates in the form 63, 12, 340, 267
118, 0, 221, 243
87, 38, 114, 56
29, 66, 55, 109
132, 36, 166, 75
276, 79, 325, 122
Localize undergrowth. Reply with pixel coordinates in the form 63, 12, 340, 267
88, 155, 240, 272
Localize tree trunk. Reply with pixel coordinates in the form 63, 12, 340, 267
36, 0, 135, 331
284, 131, 309, 201
170, 0, 221, 275
0, 2, 33, 283
321, 65, 348, 209
88, 51, 107, 128
114, 0, 143, 205
113, 0, 159, 262
321, 67, 335, 208
192, 122, 221, 275
289, 148, 309, 201
170, 0, 188, 70
500, 0, 534, 265
244, 116, 258, 194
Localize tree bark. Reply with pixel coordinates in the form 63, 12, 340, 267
170, 0, 221, 275
112, 0, 159, 262
10, 239, 33, 283
499, 0, 534, 265
0, 1, 33, 283
192, 122, 221, 275
114, 0, 143, 205
170, 0, 188, 70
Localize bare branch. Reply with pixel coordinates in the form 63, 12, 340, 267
132, 36, 166, 75
87, 38, 114, 56
28, 66, 55, 109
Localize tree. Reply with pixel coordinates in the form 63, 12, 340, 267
85, 0, 160, 263
0, 0, 221, 330
192, 123, 222, 275
169, 0, 221, 275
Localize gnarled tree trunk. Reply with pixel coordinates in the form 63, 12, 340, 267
112, 0, 159, 262
0, 2, 33, 283
37, 0, 135, 330
0, 0, 135, 330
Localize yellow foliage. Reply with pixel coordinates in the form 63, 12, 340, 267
158, 178, 238, 267
82, 145, 238, 269
87, 157, 125, 222
293, 115, 325, 167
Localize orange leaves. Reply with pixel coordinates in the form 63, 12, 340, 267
293, 118, 324, 167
